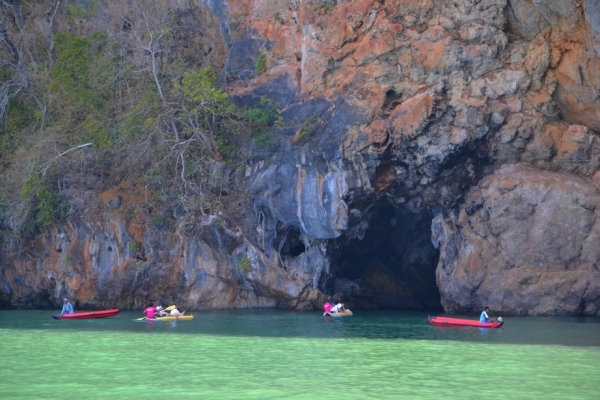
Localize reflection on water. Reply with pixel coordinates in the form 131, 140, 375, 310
1, 310, 599, 399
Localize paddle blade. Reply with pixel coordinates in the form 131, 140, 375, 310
164, 305, 177, 311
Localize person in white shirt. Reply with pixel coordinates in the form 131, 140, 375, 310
61, 298, 74, 315
331, 303, 346, 313
156, 306, 168, 316
170, 307, 185, 316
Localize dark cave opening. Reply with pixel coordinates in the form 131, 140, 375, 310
332, 204, 442, 311
382, 89, 403, 114
276, 225, 306, 259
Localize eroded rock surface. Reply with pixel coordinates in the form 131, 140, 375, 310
3, 0, 600, 315
2, 191, 323, 311
222, 0, 600, 314
435, 165, 600, 316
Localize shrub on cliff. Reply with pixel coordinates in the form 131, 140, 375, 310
255, 53, 266, 75
0, 2, 279, 252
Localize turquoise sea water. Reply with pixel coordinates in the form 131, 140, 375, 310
1, 310, 599, 399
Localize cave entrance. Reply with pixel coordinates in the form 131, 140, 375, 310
275, 225, 306, 260
332, 204, 442, 310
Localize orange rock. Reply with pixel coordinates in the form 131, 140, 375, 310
354, 31, 396, 64
555, 125, 592, 163
554, 71, 600, 131
367, 120, 389, 144
412, 37, 450, 72
390, 91, 435, 139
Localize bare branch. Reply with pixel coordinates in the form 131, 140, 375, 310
121, 7, 180, 141
12, 0, 24, 29
0, 2, 20, 62
49, 1, 60, 30
41, 143, 93, 176
0, 79, 23, 126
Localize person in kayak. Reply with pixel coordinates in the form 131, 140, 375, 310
144, 302, 157, 319
170, 306, 185, 317
156, 306, 168, 316
323, 298, 333, 316
331, 302, 346, 314
61, 298, 74, 315
171, 307, 185, 317
480, 307, 497, 323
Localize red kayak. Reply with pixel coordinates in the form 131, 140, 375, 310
52, 308, 121, 320
428, 315, 503, 329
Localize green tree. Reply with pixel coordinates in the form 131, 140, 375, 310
0, 1, 284, 250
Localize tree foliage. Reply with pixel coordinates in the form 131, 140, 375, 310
0, 1, 279, 252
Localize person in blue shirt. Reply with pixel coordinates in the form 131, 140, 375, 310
480, 307, 496, 323
61, 298, 74, 315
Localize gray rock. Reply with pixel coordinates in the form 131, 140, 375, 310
507, 0, 550, 40
585, 0, 600, 56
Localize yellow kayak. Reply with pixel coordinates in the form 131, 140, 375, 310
155, 315, 194, 321
325, 310, 353, 317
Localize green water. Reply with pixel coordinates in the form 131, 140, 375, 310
1, 310, 599, 399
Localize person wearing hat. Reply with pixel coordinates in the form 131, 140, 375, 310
61, 298, 74, 315
156, 306, 168, 317
331, 302, 346, 314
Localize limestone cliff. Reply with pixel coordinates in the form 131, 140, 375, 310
2, 0, 600, 316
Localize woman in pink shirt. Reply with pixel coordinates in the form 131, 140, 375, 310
323, 298, 333, 316
143, 302, 157, 319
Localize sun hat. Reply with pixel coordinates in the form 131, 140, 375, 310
63, 298, 69, 301
156, 306, 163, 310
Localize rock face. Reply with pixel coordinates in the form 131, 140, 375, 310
1, 187, 323, 311
435, 165, 600, 316
2, 0, 600, 315
220, 0, 600, 315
